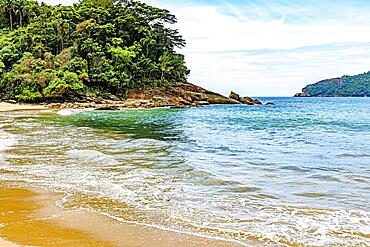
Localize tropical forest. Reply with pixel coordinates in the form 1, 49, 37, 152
0, 0, 189, 102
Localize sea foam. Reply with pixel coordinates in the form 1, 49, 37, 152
57, 108, 80, 116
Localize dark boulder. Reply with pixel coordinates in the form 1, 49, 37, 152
240, 97, 254, 105
208, 97, 241, 104
94, 105, 119, 111
229, 91, 241, 101
252, 99, 263, 105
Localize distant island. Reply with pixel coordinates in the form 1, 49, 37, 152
295, 71, 370, 97
0, 0, 264, 108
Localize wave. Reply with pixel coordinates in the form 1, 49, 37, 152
57, 108, 83, 116
0, 130, 16, 152
66, 149, 119, 166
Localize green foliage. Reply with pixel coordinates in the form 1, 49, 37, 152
0, 0, 189, 102
303, 72, 370, 97
43, 72, 85, 99
16, 86, 42, 102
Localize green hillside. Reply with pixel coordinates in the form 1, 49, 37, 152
297, 72, 370, 97
0, 0, 189, 102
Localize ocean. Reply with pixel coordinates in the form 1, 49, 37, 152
0, 97, 369, 246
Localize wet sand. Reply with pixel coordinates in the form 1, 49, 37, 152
0, 102, 48, 112
0, 182, 241, 246
0, 238, 19, 247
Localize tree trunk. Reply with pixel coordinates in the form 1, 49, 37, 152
9, 12, 13, 30
20, 11, 23, 27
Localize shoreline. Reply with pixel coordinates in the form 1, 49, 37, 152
0, 238, 19, 247
0, 107, 248, 246
0, 82, 268, 112
0, 181, 244, 247
0, 102, 49, 112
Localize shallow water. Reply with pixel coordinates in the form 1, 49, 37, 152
0, 97, 369, 246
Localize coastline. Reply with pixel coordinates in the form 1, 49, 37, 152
0, 82, 267, 112
0, 181, 243, 247
0, 102, 48, 112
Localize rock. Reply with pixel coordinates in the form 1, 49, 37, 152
252, 99, 263, 105
207, 97, 241, 104
182, 94, 193, 103
190, 93, 203, 101
153, 96, 172, 106
265, 102, 274, 105
177, 98, 192, 105
229, 91, 240, 101
4, 100, 17, 104
107, 94, 120, 101
49, 103, 61, 108
294, 92, 309, 97
239, 96, 262, 105
94, 105, 119, 111
240, 97, 254, 105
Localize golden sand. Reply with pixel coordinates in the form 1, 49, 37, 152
0, 183, 240, 246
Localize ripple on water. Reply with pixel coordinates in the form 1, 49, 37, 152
66, 149, 120, 166
201, 177, 241, 186
294, 192, 334, 198
280, 165, 310, 173
229, 186, 262, 193
309, 174, 341, 182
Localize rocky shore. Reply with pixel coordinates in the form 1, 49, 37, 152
294, 92, 309, 97
1, 82, 272, 111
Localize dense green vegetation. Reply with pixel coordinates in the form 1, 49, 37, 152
0, 0, 189, 102
302, 72, 370, 97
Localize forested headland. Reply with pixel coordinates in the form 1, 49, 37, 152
0, 0, 190, 102
295, 72, 370, 97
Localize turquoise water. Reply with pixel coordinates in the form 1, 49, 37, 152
0, 97, 369, 246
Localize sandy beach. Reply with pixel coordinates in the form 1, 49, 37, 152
0, 181, 241, 247
0, 102, 48, 112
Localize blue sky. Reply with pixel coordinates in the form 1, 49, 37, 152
43, 0, 370, 96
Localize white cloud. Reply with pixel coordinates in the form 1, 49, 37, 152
146, 1, 370, 96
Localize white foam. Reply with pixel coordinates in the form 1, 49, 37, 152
0, 130, 16, 152
66, 149, 119, 166
99, 212, 251, 246
57, 108, 80, 116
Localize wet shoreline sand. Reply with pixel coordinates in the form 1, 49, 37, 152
0, 181, 242, 246
0, 102, 48, 112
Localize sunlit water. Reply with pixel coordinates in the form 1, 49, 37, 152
0, 97, 369, 246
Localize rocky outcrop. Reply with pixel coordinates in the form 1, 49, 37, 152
126, 82, 245, 107
45, 83, 271, 110
294, 92, 309, 97
228, 91, 264, 105
229, 91, 241, 101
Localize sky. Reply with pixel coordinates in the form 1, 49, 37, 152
42, 0, 370, 96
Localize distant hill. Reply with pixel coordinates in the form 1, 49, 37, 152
295, 72, 370, 97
